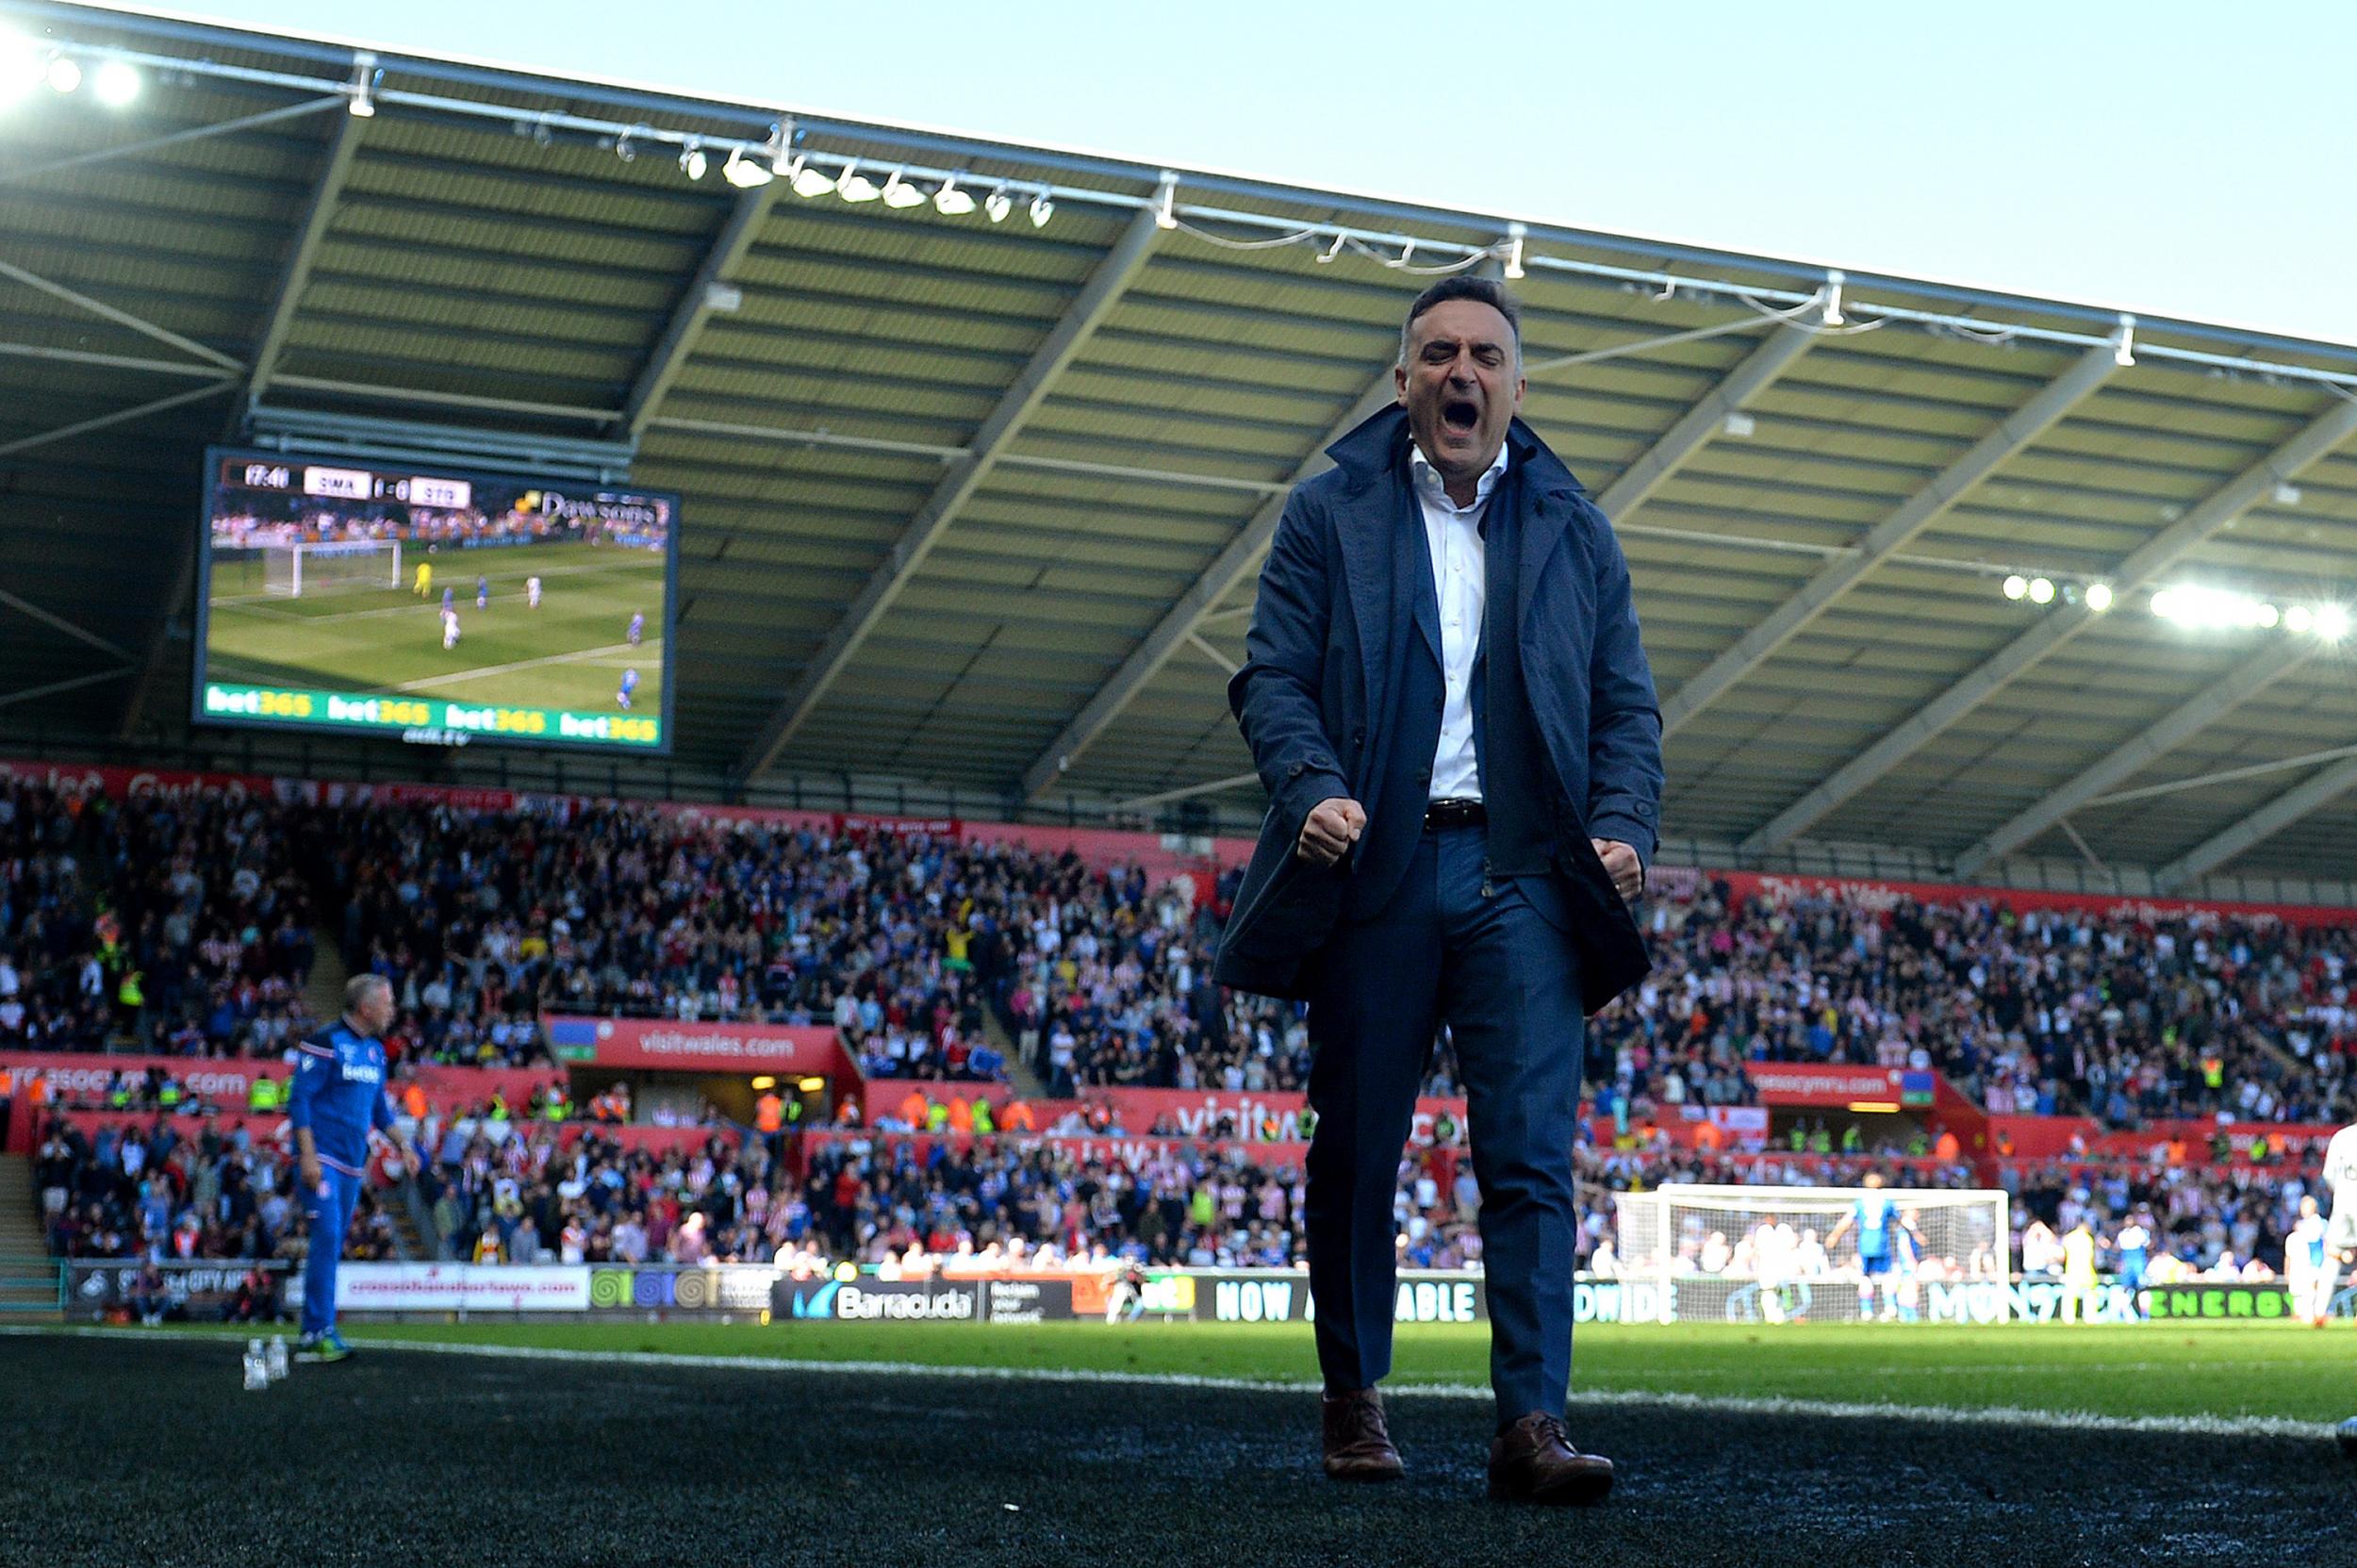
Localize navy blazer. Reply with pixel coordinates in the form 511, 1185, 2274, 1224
1212, 404, 1663, 1006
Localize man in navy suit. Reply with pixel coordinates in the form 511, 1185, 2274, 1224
1216, 277, 1662, 1505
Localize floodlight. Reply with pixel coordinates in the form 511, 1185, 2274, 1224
2258, 603, 2281, 628
836, 162, 880, 203
1029, 190, 1053, 226
2085, 583, 2113, 613
984, 184, 1012, 223
932, 177, 976, 216
92, 59, 139, 106
2151, 590, 2178, 620
46, 54, 78, 92
347, 51, 376, 117
2002, 575, 2027, 601
2028, 577, 2054, 604
2286, 605, 2314, 635
721, 146, 773, 188
679, 140, 708, 180
0, 31, 42, 107
2320, 605, 2351, 642
790, 160, 835, 198
881, 169, 923, 208
2272, 481, 2302, 506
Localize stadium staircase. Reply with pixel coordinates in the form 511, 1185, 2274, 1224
304, 923, 350, 1029
981, 1007, 1047, 1100
0, 1156, 62, 1316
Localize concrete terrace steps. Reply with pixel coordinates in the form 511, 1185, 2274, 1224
0, 1155, 60, 1310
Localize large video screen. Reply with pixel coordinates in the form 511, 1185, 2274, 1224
194, 448, 678, 752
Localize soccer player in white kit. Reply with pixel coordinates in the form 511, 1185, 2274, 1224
2287, 1195, 2332, 1326
441, 607, 460, 650
1752, 1213, 1798, 1324
2317, 1122, 2357, 1322
526, 575, 541, 608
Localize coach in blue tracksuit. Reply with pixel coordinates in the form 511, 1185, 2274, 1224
1217, 278, 1660, 1505
288, 973, 399, 1362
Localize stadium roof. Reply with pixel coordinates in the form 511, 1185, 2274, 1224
5, 0, 2357, 902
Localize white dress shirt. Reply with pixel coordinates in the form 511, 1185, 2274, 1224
1410, 442, 1508, 801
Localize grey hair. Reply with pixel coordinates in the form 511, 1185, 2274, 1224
1398, 275, 1524, 371
345, 973, 392, 1011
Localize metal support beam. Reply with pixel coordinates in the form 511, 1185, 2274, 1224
0, 667, 136, 711
1017, 368, 1399, 801
0, 96, 341, 188
1742, 392, 2357, 855
735, 181, 1171, 783
1952, 639, 2317, 876
1184, 631, 1238, 675
0, 258, 239, 372
1594, 324, 1815, 521
1114, 771, 1261, 813
2154, 754, 2357, 891
1664, 343, 2117, 737
0, 587, 136, 661
242, 105, 369, 410
619, 183, 783, 437
0, 378, 235, 458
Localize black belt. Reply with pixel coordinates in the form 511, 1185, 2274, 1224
1424, 798, 1487, 830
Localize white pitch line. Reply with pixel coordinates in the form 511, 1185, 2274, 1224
386, 641, 650, 693
0, 1326, 2329, 1441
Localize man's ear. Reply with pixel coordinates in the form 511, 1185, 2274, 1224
1394, 361, 1409, 404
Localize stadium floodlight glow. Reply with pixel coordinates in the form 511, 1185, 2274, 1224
2027, 576, 2054, 604
984, 183, 1012, 223
835, 161, 880, 203
92, 58, 139, 106
2320, 604, 2351, 643
750, 1075, 777, 1090
720, 146, 773, 188
346, 51, 376, 117
2258, 602, 2281, 628
2002, 574, 2027, 601
0, 32, 41, 107
1028, 189, 1053, 226
45, 53, 78, 93
932, 176, 976, 216
678, 140, 708, 181
2085, 582, 2113, 613
797, 1076, 827, 1093
880, 168, 923, 208
789, 159, 835, 198
2286, 604, 2315, 635
2150, 588, 2176, 620
2152, 585, 2274, 631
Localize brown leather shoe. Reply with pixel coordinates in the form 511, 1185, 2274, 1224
1321, 1387, 1405, 1481
1487, 1412, 1613, 1505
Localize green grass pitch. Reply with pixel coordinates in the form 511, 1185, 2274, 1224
146, 1318, 2357, 1424
205, 541, 666, 716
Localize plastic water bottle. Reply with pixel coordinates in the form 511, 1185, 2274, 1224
242, 1345, 268, 1391
265, 1337, 289, 1381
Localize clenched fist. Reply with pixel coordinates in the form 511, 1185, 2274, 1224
1296, 797, 1366, 867
1591, 837, 1643, 901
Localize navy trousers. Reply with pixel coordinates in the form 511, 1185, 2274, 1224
1304, 824, 1585, 1428
301, 1165, 362, 1337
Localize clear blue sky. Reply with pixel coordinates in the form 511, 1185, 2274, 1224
160, 0, 2357, 346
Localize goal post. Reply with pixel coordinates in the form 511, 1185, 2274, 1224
263, 538, 401, 598
1609, 1182, 2010, 1325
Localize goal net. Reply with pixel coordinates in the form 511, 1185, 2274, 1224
264, 539, 401, 598
1609, 1183, 2009, 1324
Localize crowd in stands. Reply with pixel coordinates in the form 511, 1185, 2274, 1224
31, 1114, 400, 1272
12, 776, 2357, 1138
1590, 875, 2357, 1132
0, 774, 321, 1060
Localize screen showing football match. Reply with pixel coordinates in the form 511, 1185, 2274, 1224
194, 448, 678, 752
